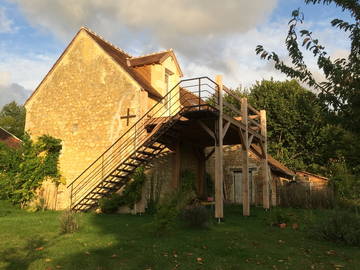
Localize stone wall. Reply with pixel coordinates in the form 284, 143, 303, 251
205, 144, 280, 206
25, 30, 147, 209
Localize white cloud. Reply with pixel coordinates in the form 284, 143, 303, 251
0, 71, 11, 86
5, 0, 350, 92
0, 83, 30, 107
0, 7, 13, 33
11, 0, 278, 78
0, 52, 56, 90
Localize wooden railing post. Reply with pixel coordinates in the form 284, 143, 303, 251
198, 78, 201, 110
69, 184, 73, 210
260, 110, 270, 209
215, 75, 224, 220
241, 98, 250, 216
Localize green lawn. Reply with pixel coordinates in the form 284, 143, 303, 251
0, 201, 359, 270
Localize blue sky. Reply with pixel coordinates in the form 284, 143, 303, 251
0, 0, 352, 107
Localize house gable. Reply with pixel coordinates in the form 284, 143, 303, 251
25, 28, 162, 108
25, 28, 149, 187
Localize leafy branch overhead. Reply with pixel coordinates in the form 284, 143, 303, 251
256, 0, 360, 133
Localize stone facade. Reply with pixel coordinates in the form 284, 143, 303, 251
25, 28, 182, 209
206, 145, 291, 206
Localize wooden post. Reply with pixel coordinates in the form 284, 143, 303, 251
260, 110, 270, 209
197, 148, 206, 197
172, 142, 181, 189
241, 98, 250, 216
214, 75, 224, 220
271, 171, 277, 206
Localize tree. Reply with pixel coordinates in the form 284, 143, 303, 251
256, 0, 360, 133
246, 80, 329, 171
0, 101, 26, 139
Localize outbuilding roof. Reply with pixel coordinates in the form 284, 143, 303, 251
0, 127, 22, 148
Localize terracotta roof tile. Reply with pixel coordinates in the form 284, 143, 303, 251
129, 51, 169, 67
0, 128, 22, 148
180, 87, 206, 107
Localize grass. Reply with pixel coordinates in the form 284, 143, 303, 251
0, 200, 359, 270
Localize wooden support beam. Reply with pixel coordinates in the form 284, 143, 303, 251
222, 121, 231, 140
171, 141, 181, 189
197, 120, 216, 140
270, 168, 277, 206
196, 148, 206, 197
260, 110, 270, 209
241, 98, 250, 216
248, 134, 254, 148
214, 75, 224, 219
205, 147, 215, 161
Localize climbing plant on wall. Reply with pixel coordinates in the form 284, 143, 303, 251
0, 133, 62, 206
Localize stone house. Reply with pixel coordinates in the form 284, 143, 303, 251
25, 27, 293, 215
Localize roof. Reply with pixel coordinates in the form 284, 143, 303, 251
0, 127, 22, 148
84, 28, 163, 100
296, 171, 329, 181
179, 87, 206, 107
129, 50, 183, 77
26, 27, 186, 105
250, 144, 295, 177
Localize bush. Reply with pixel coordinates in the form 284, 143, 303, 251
98, 167, 146, 214
279, 182, 334, 209
98, 193, 123, 214
266, 208, 292, 226
181, 205, 210, 228
59, 210, 79, 234
0, 134, 62, 206
309, 210, 360, 246
152, 169, 197, 235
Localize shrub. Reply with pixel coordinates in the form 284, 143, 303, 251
152, 169, 197, 235
309, 210, 360, 246
266, 208, 292, 226
279, 182, 334, 209
181, 205, 210, 228
59, 210, 79, 234
98, 193, 123, 214
153, 192, 181, 234
0, 134, 62, 206
98, 167, 147, 214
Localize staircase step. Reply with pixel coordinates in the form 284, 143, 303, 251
99, 186, 117, 191
76, 203, 95, 206
123, 162, 138, 167
129, 156, 147, 162
116, 168, 133, 173
146, 145, 163, 150
137, 150, 155, 156
109, 174, 127, 179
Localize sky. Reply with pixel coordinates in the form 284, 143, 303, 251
0, 0, 352, 107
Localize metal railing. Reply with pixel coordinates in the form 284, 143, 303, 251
67, 77, 224, 208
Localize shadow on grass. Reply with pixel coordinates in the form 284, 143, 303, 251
50, 207, 263, 270
53, 213, 167, 270
0, 236, 46, 270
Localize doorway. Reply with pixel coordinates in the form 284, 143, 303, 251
232, 170, 255, 204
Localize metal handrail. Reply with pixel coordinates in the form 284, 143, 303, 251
67, 76, 263, 208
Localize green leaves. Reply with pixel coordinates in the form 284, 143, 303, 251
0, 102, 26, 139
256, 1, 360, 133
0, 134, 62, 205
